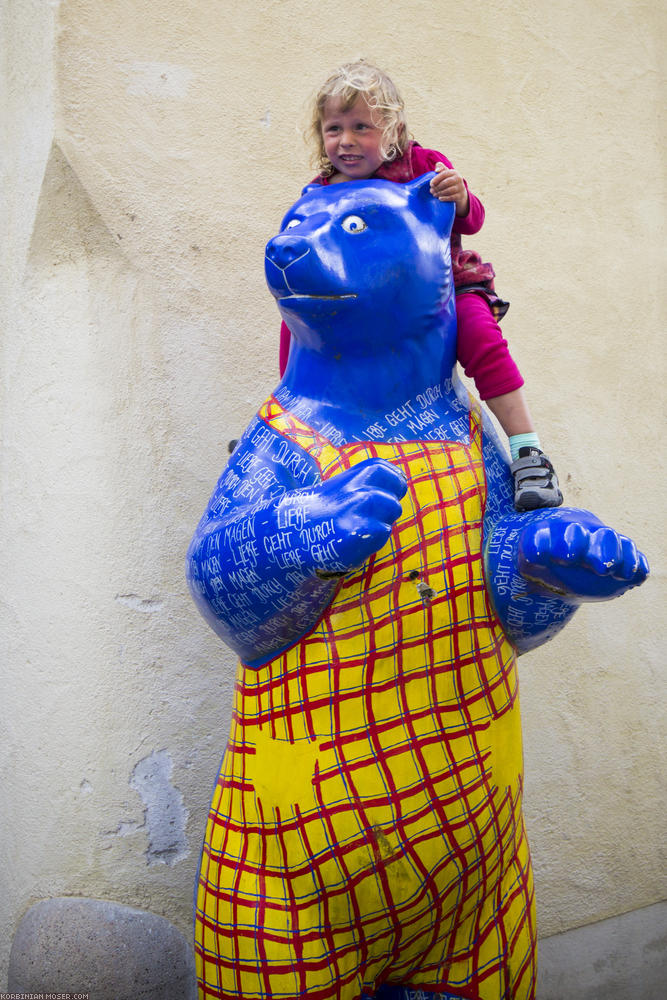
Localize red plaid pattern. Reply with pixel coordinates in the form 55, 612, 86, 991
195, 400, 536, 1000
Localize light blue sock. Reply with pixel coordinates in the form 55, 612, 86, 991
509, 432, 541, 462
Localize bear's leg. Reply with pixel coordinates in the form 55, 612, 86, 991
195, 884, 374, 1000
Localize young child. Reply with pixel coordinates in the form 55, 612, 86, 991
278, 60, 563, 512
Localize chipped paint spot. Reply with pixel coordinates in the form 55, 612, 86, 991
116, 820, 143, 837
123, 61, 194, 99
407, 569, 438, 603
129, 750, 189, 866
416, 581, 438, 603
115, 593, 163, 613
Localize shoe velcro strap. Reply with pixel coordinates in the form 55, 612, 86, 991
511, 454, 550, 471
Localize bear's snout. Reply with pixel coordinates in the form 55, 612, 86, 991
265, 233, 310, 272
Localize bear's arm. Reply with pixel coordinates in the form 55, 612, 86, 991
186, 416, 340, 666
186, 414, 406, 666
485, 508, 649, 653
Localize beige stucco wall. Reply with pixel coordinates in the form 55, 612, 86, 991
2, 0, 665, 983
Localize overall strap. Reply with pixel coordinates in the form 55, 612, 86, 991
258, 395, 341, 472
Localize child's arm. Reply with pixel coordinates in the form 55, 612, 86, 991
430, 162, 469, 215
429, 161, 484, 235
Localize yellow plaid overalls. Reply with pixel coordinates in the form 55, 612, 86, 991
195, 398, 536, 1000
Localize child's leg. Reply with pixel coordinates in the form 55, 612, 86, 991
484, 387, 534, 440
455, 292, 562, 511
279, 320, 291, 377
455, 292, 525, 407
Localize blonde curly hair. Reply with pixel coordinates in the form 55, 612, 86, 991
306, 60, 409, 176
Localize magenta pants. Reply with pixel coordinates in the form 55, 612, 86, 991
455, 290, 523, 400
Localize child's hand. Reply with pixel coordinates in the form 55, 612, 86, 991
430, 163, 470, 217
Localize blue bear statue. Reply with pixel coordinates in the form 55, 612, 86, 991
187, 175, 648, 1000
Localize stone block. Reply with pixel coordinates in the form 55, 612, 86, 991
8, 896, 197, 999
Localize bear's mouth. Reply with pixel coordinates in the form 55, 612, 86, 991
279, 293, 358, 301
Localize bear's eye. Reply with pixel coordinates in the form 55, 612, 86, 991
341, 215, 367, 234
284, 218, 302, 230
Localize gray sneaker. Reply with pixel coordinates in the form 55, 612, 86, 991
511, 447, 564, 511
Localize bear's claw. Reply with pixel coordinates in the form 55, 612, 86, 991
517, 512, 649, 601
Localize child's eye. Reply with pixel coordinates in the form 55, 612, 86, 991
341, 215, 367, 234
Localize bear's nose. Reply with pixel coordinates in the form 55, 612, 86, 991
265, 234, 310, 271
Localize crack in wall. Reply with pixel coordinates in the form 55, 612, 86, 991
115, 592, 164, 612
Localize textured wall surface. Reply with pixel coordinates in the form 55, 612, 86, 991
2, 0, 665, 987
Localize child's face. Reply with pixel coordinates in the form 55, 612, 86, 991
321, 96, 386, 180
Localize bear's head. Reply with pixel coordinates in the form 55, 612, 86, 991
265, 174, 456, 362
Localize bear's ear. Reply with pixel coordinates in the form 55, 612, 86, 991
406, 172, 456, 235
301, 182, 321, 196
